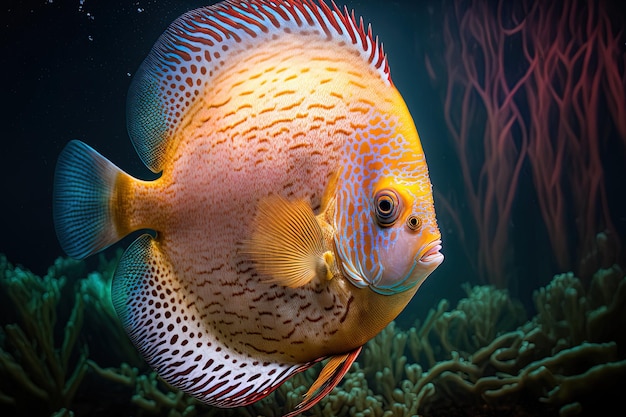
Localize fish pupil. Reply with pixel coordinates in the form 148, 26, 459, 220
406, 215, 422, 231
374, 189, 401, 227
378, 199, 392, 214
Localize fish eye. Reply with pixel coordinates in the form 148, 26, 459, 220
406, 215, 422, 232
374, 189, 401, 227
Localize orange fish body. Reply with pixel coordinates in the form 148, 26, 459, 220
53, 0, 443, 414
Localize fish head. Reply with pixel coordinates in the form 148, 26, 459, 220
366, 176, 444, 295
333, 88, 444, 295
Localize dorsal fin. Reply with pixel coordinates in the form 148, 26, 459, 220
126, 0, 390, 173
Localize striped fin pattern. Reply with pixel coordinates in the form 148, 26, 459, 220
53, 140, 126, 259
127, 0, 390, 172
112, 234, 315, 407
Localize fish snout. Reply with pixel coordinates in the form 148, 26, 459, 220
418, 239, 444, 268
400, 238, 443, 291
371, 236, 443, 295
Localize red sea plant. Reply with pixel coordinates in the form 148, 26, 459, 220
429, 0, 625, 286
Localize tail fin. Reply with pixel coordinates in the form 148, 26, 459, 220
53, 140, 126, 259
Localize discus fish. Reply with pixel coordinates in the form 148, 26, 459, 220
53, 0, 443, 415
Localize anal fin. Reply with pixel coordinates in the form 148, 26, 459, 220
282, 346, 362, 417
112, 234, 312, 408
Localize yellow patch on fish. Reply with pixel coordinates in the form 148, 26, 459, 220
53, 0, 444, 415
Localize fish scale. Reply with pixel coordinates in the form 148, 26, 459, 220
111, 234, 308, 407
53, 0, 443, 414
154, 51, 387, 359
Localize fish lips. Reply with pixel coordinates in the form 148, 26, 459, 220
370, 239, 444, 295
419, 239, 444, 267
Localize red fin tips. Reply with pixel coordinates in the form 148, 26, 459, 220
282, 346, 362, 417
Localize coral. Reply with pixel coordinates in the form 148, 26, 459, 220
419, 265, 626, 416
431, 284, 526, 356
80, 265, 626, 416
1, 251, 624, 417
80, 250, 143, 366
89, 360, 197, 417
533, 265, 626, 352
0, 255, 88, 415
0, 251, 138, 416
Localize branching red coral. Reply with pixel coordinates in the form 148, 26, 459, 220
435, 0, 625, 286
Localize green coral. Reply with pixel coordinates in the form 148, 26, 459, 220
0, 255, 88, 414
420, 265, 626, 416
1, 252, 624, 417
0, 252, 136, 415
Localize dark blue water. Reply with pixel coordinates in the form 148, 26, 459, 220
2, 1, 625, 416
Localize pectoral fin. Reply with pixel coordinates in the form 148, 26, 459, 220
282, 346, 362, 417
244, 196, 334, 288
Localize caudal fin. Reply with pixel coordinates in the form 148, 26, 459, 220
53, 140, 125, 259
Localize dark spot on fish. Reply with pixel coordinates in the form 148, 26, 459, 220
173, 364, 197, 377
202, 359, 214, 370
261, 335, 280, 342
306, 315, 323, 323
339, 296, 354, 323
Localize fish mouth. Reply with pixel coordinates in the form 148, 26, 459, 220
418, 239, 443, 266
371, 238, 443, 295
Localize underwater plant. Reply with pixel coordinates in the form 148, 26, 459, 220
427, 0, 626, 286
1, 251, 624, 416
0, 252, 138, 416
0, 255, 88, 415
